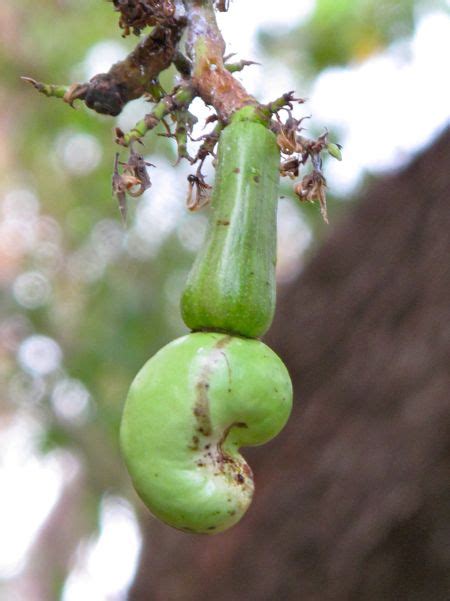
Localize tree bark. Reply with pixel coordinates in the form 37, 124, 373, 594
128, 128, 450, 601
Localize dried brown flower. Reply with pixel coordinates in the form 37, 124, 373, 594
280, 157, 301, 179
294, 171, 329, 224
112, 150, 154, 220
186, 172, 212, 211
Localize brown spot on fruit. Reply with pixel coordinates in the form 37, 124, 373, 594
188, 435, 200, 451
194, 379, 212, 437
214, 336, 232, 350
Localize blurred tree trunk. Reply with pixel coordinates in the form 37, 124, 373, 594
128, 129, 450, 601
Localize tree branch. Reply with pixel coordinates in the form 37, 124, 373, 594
69, 20, 187, 115
184, 0, 256, 121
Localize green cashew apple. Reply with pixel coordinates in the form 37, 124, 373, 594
181, 111, 280, 338
120, 332, 292, 534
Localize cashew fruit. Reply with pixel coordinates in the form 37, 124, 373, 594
181, 116, 280, 338
120, 332, 292, 533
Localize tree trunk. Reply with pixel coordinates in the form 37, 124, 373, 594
128, 129, 450, 601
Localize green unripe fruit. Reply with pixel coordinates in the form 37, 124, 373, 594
120, 332, 292, 534
181, 117, 280, 338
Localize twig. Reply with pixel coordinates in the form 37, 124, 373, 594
115, 84, 195, 146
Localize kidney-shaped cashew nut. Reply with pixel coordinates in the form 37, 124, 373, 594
120, 332, 292, 533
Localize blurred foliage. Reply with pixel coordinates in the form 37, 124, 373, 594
260, 0, 446, 73
0, 7, 198, 586
0, 0, 445, 596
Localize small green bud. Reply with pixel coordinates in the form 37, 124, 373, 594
327, 142, 343, 161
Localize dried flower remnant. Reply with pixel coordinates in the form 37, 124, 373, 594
112, 156, 136, 221
280, 157, 301, 179
273, 111, 342, 223
276, 114, 309, 156
121, 145, 154, 194
112, 150, 154, 220
112, 0, 177, 36
295, 171, 329, 224
186, 172, 212, 212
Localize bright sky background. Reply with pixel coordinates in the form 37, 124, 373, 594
1, 2, 450, 599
